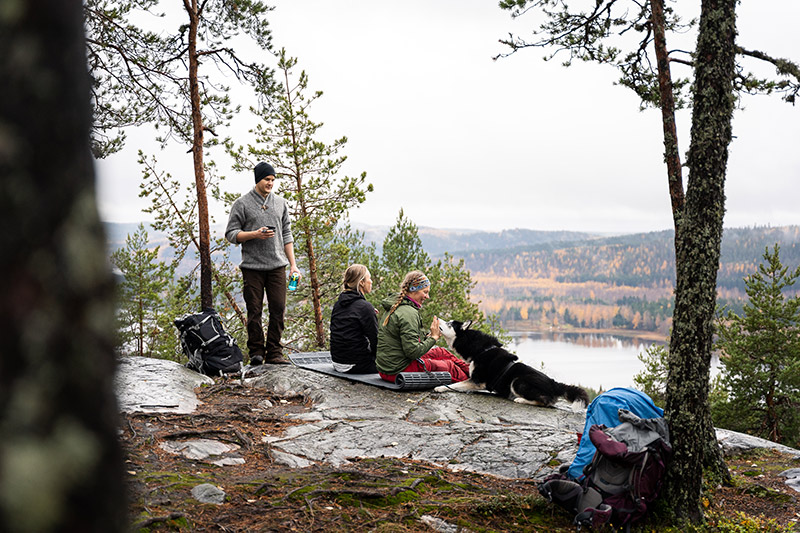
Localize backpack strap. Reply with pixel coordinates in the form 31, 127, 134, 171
188, 314, 223, 347
576, 486, 603, 511
538, 478, 583, 506
575, 502, 612, 530
630, 450, 648, 500
537, 478, 585, 515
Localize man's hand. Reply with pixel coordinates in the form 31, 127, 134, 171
254, 227, 275, 239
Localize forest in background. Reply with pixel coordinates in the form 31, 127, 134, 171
467, 225, 800, 335
106, 223, 800, 336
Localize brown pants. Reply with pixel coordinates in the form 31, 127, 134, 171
241, 266, 286, 359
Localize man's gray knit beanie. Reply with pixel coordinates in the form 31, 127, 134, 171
254, 162, 275, 183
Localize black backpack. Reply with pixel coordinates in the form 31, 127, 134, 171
174, 308, 243, 376
538, 410, 672, 532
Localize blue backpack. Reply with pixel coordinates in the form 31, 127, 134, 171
569, 388, 664, 480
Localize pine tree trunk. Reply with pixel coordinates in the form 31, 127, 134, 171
650, 0, 685, 217
305, 233, 326, 348
139, 298, 145, 356
294, 181, 325, 348
652, 0, 732, 497
186, 0, 213, 309
664, 0, 737, 521
0, 1, 127, 529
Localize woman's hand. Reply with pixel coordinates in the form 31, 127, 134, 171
429, 316, 441, 341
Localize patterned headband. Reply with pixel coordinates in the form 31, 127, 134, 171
409, 277, 430, 292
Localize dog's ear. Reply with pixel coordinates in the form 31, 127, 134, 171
462, 320, 473, 330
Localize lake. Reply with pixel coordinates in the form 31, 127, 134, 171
508, 331, 663, 392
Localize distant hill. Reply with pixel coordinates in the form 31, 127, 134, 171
461, 225, 800, 292
103, 221, 599, 260
350, 222, 598, 256
104, 222, 178, 265
104, 222, 156, 249
465, 225, 800, 334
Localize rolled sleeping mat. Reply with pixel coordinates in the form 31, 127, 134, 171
395, 371, 452, 390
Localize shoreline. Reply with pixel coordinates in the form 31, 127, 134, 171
499, 323, 668, 344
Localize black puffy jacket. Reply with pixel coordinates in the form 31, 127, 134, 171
330, 290, 378, 365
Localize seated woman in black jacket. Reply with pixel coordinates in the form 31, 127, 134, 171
329, 264, 378, 373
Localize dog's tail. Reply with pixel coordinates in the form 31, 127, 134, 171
560, 383, 590, 407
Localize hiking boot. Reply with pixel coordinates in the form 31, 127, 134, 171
249, 355, 264, 366
264, 354, 290, 365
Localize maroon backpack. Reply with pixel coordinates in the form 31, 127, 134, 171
539, 410, 672, 531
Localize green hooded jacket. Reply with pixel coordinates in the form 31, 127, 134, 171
376, 295, 438, 375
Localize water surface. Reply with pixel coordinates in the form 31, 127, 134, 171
508, 331, 659, 391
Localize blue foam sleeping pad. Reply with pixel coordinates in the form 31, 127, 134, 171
567, 387, 664, 480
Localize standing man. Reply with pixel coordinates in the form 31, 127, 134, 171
226, 162, 301, 365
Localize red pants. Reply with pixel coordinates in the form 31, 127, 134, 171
379, 347, 470, 383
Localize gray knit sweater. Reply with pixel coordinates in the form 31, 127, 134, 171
225, 188, 294, 271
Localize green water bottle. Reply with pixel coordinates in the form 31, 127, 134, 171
288, 272, 299, 292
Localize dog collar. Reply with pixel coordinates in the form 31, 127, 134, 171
475, 344, 500, 358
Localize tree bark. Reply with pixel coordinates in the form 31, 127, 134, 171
650, 0, 685, 220
306, 232, 325, 348
294, 176, 325, 348
185, 0, 213, 309
652, 0, 732, 498
664, 0, 737, 522
0, 1, 127, 530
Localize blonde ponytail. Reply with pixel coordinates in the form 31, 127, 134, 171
382, 270, 428, 326
342, 264, 369, 295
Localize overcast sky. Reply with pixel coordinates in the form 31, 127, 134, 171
95, 0, 799, 234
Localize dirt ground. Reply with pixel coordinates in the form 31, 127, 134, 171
122, 380, 800, 532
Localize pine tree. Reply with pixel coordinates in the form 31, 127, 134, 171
714, 245, 800, 444
137, 153, 246, 338
633, 344, 669, 407
374, 209, 430, 300
110, 224, 176, 358
228, 49, 373, 349
424, 253, 482, 327
85, 0, 275, 308
376, 210, 488, 333
492, 0, 800, 517
280, 223, 378, 353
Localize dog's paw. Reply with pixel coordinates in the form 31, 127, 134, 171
514, 397, 544, 406
433, 385, 449, 393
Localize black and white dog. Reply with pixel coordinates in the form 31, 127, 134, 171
435, 320, 589, 407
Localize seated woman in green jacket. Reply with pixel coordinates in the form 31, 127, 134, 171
376, 270, 470, 383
